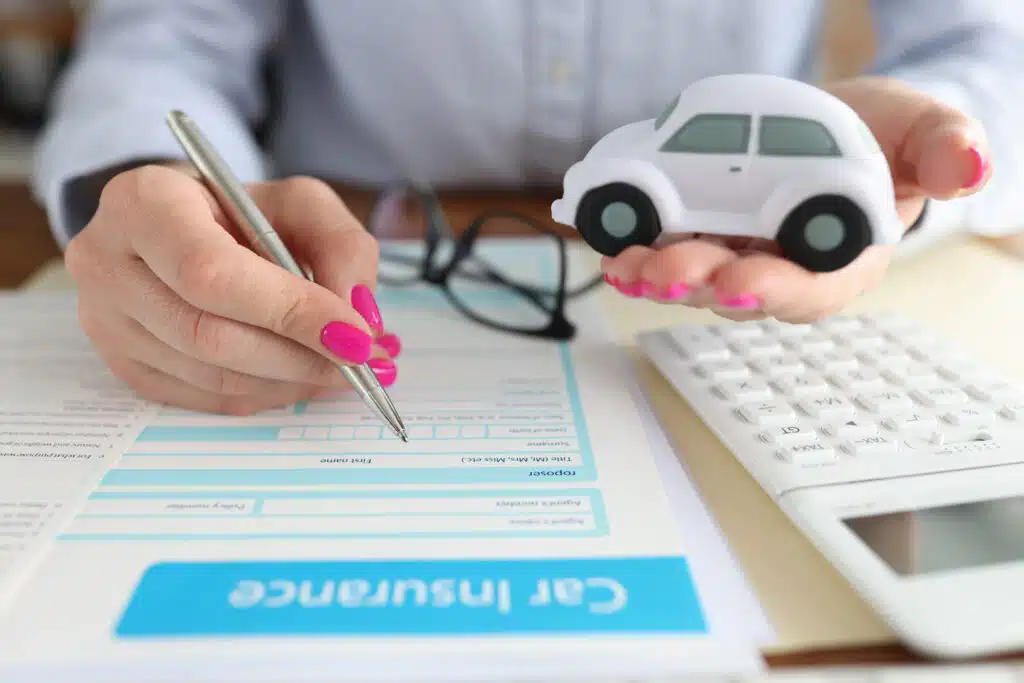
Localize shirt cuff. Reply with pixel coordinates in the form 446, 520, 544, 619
31, 95, 268, 248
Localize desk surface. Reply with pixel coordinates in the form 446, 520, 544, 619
19, 189, 1024, 669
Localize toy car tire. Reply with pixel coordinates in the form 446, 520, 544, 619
574, 183, 662, 257
776, 194, 872, 273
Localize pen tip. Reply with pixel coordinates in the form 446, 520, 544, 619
399, 431, 409, 443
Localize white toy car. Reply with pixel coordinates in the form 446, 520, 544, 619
551, 73, 903, 272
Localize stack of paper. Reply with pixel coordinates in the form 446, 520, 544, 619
0, 242, 772, 681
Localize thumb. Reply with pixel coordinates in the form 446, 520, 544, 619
247, 175, 381, 302
827, 77, 991, 200
901, 113, 990, 200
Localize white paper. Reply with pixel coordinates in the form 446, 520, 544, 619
0, 243, 767, 681
0, 294, 158, 602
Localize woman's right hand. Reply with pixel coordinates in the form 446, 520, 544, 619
64, 163, 402, 415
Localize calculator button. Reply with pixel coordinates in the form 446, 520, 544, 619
737, 400, 797, 425
775, 442, 836, 465
861, 311, 916, 331
813, 316, 863, 334
803, 350, 859, 373
731, 337, 784, 358
758, 424, 818, 446
787, 332, 835, 353
901, 432, 945, 449
670, 329, 731, 361
858, 346, 914, 366
823, 418, 879, 439
883, 412, 940, 433
934, 430, 997, 455
798, 395, 857, 419
941, 407, 993, 426
886, 329, 938, 348
912, 386, 969, 407
765, 321, 812, 337
838, 333, 888, 351
842, 434, 898, 456
934, 361, 983, 382
694, 360, 751, 381
720, 322, 763, 340
772, 374, 829, 397
964, 380, 1023, 402
999, 402, 1023, 420
749, 353, 806, 377
881, 363, 943, 387
827, 367, 886, 391
857, 390, 914, 413
714, 379, 773, 402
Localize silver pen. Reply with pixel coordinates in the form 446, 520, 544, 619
166, 110, 408, 442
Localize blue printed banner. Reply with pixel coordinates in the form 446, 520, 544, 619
115, 556, 707, 637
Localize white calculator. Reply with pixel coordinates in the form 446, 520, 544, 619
639, 312, 1024, 660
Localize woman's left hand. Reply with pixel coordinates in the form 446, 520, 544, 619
600, 75, 992, 323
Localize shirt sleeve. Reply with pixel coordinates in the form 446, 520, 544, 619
866, 1, 1024, 258
30, 0, 283, 247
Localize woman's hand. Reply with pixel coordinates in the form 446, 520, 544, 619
65, 164, 401, 415
601, 75, 992, 323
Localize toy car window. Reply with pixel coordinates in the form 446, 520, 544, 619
758, 116, 840, 156
654, 94, 679, 130
660, 113, 750, 154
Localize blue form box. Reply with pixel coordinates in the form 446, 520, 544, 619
103, 344, 598, 487
114, 556, 707, 638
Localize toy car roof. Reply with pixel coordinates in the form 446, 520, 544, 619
666, 73, 861, 122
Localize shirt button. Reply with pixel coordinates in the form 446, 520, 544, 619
549, 60, 572, 85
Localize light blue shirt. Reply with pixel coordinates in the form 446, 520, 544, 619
31, 1, 1024, 254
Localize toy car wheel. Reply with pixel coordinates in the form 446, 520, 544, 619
574, 183, 661, 257
777, 195, 872, 273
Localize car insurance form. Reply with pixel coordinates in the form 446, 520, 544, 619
0, 243, 770, 682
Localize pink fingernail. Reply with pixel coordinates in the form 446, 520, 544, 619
617, 281, 645, 297
320, 322, 373, 364
716, 292, 760, 309
965, 145, 987, 188
368, 358, 397, 387
377, 333, 402, 358
657, 283, 690, 300
351, 285, 383, 335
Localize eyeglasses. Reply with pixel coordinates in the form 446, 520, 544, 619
365, 185, 604, 341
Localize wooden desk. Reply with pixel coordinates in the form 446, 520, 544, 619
19, 187, 1024, 671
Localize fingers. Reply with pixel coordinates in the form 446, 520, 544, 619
827, 77, 991, 201
710, 247, 891, 323
123, 170, 378, 367
83, 254, 349, 387
248, 177, 380, 298
600, 240, 738, 301
78, 298, 328, 398
99, 351, 323, 416
909, 120, 990, 200
600, 238, 892, 323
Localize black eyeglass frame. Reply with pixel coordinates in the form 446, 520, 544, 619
365, 185, 604, 341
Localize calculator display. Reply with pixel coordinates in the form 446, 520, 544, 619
843, 496, 1024, 576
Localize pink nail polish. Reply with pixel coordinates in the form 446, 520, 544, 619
320, 322, 373, 364
368, 358, 397, 387
618, 282, 644, 297
377, 333, 402, 358
965, 145, 987, 188
717, 292, 760, 309
351, 285, 383, 335
657, 283, 691, 300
